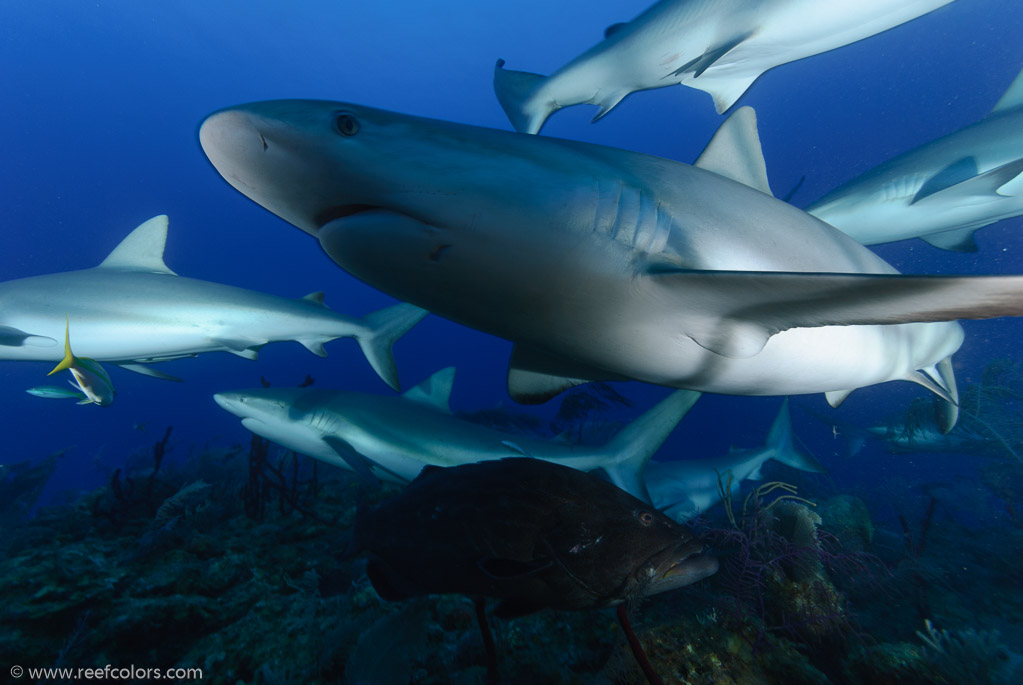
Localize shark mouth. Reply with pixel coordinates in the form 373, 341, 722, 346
315, 204, 382, 228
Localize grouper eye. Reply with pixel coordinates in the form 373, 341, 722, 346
334, 112, 360, 137
637, 510, 655, 526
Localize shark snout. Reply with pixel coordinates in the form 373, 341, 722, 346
200, 109, 267, 189
213, 391, 250, 417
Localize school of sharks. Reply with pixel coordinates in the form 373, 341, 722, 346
3, 0, 1023, 682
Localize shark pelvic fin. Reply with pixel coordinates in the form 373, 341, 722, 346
604, 22, 629, 39
300, 291, 327, 307
115, 362, 183, 382
991, 67, 1023, 114
825, 389, 853, 408
211, 338, 261, 359
921, 227, 981, 252
97, 215, 177, 275
591, 90, 630, 123
693, 106, 772, 195
493, 59, 552, 135
403, 367, 455, 412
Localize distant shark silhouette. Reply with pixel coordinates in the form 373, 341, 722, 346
214, 368, 701, 502
645, 400, 825, 521
200, 100, 1023, 430
808, 68, 1023, 252
494, 0, 954, 132
0, 216, 426, 389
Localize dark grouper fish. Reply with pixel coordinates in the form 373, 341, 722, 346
355, 458, 717, 683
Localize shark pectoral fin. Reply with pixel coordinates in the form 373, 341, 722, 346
403, 367, 455, 412
693, 106, 772, 195
648, 267, 1023, 345
0, 326, 57, 348
911, 157, 979, 204
356, 302, 429, 391
507, 344, 620, 404
500, 440, 533, 457
493, 59, 552, 135
991, 67, 1023, 114
825, 390, 853, 408
322, 436, 382, 490
912, 158, 1023, 206
921, 227, 982, 252
211, 338, 262, 360
115, 363, 183, 382
671, 32, 752, 79
96, 215, 178, 275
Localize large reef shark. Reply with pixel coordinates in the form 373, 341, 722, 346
493, 0, 954, 133
807, 68, 1023, 252
213, 368, 701, 502
0, 215, 426, 390
645, 400, 825, 521
199, 100, 1023, 427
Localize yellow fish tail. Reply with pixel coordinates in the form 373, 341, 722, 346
47, 315, 75, 376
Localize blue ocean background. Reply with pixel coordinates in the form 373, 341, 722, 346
1, 0, 1021, 679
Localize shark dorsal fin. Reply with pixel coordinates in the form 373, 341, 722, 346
992, 68, 1023, 115
402, 367, 455, 412
693, 106, 773, 196
97, 215, 177, 274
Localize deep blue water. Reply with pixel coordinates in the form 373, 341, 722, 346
1, 0, 1021, 553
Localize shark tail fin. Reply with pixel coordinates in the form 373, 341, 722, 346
600, 390, 701, 502
355, 303, 429, 392
494, 59, 553, 135
766, 399, 827, 474
47, 315, 75, 376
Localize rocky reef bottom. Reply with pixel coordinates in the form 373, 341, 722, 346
2, 432, 1021, 684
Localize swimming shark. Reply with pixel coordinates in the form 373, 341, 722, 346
493, 0, 955, 133
0, 215, 426, 390
213, 368, 702, 502
807, 68, 1023, 251
199, 100, 1023, 426
45, 317, 116, 406
645, 400, 825, 521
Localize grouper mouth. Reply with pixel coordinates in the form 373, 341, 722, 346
643, 541, 719, 596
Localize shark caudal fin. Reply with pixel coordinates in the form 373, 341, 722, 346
758, 399, 827, 477
47, 316, 76, 376
354, 303, 429, 392
600, 390, 701, 502
493, 59, 554, 135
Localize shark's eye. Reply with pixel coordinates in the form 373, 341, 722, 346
335, 112, 360, 137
